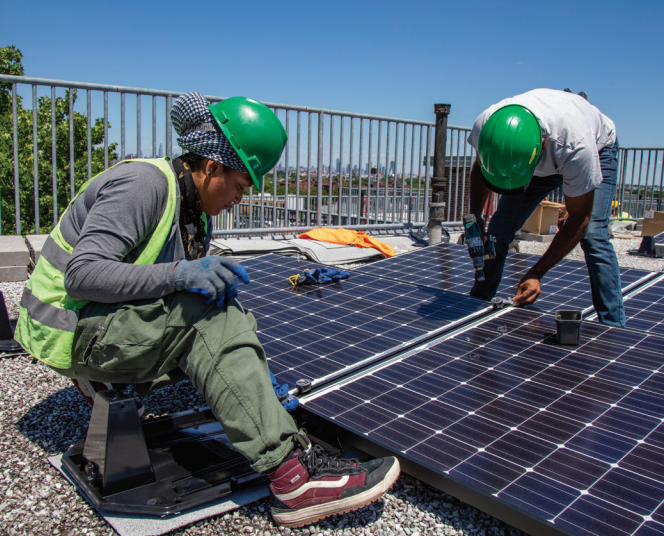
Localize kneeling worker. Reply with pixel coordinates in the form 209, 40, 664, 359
15, 92, 399, 527
467, 88, 624, 326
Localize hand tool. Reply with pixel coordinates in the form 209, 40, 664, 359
463, 214, 496, 282
490, 297, 514, 310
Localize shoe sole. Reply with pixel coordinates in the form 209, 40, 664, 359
271, 457, 401, 528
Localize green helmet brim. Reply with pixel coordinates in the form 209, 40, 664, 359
482, 162, 534, 192
481, 170, 532, 196
210, 109, 261, 190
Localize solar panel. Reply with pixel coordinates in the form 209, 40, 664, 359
240, 254, 490, 387
622, 275, 664, 335
653, 231, 664, 245
303, 307, 664, 536
354, 242, 654, 314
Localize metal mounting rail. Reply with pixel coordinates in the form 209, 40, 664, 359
289, 303, 495, 397
300, 266, 664, 398
301, 306, 514, 401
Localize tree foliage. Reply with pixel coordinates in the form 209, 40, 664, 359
0, 45, 117, 235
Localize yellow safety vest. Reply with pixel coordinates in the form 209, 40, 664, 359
15, 158, 177, 369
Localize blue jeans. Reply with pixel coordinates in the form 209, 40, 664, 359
470, 143, 625, 327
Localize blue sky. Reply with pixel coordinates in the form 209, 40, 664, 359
2, 0, 663, 148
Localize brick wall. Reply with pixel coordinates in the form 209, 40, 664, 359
439, 165, 472, 222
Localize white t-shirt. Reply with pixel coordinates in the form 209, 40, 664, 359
467, 89, 617, 198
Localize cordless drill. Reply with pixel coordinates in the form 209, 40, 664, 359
463, 214, 496, 282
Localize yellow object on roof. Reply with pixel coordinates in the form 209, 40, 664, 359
298, 228, 396, 257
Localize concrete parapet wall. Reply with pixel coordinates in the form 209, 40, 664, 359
0, 236, 29, 282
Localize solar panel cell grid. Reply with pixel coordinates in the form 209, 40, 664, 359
355, 242, 653, 314
240, 254, 488, 386
623, 277, 664, 335
304, 308, 664, 536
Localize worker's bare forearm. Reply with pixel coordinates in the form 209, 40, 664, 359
525, 189, 594, 280
469, 161, 490, 218
526, 216, 589, 280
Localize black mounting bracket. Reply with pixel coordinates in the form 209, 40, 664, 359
0, 291, 22, 353
62, 390, 265, 515
628, 235, 664, 258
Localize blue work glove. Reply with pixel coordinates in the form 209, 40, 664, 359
269, 369, 299, 412
174, 256, 250, 307
318, 267, 350, 283
288, 267, 350, 286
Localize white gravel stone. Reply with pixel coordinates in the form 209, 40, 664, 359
517, 236, 664, 272
0, 281, 25, 320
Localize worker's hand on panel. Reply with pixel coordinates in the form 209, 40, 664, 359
513, 273, 541, 307
174, 256, 250, 307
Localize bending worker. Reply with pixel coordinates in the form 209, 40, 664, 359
15, 92, 399, 528
467, 88, 623, 326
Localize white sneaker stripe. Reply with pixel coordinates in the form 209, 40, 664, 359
275, 476, 350, 502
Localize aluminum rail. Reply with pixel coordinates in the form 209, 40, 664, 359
290, 304, 492, 395
0, 74, 470, 128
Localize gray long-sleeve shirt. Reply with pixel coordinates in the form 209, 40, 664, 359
62, 161, 186, 303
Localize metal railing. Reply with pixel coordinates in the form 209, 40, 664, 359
614, 148, 664, 219
482, 147, 663, 222
8, 75, 653, 236
0, 74, 476, 237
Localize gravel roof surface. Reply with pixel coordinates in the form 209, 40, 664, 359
0, 351, 526, 536
1, 233, 660, 536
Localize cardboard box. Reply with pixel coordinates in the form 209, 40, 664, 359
521, 200, 564, 235
641, 210, 664, 237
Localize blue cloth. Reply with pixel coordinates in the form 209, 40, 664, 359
292, 267, 350, 286
269, 369, 299, 412
471, 143, 625, 327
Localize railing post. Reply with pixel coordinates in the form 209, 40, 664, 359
166, 95, 173, 159
429, 103, 451, 244
316, 112, 324, 226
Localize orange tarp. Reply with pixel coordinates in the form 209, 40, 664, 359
298, 228, 395, 257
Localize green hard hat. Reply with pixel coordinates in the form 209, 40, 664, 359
477, 104, 542, 195
209, 97, 287, 190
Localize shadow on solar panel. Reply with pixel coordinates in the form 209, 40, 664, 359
238, 253, 490, 387
355, 242, 655, 315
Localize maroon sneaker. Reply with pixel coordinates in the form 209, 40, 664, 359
71, 379, 114, 406
267, 435, 400, 528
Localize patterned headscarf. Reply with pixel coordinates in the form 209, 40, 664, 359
170, 92, 248, 173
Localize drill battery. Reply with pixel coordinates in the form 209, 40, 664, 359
463, 214, 496, 282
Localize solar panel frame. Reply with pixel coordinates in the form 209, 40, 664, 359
653, 231, 664, 245
240, 253, 492, 388
302, 307, 664, 536
353, 242, 656, 315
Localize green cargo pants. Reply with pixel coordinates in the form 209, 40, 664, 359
53, 291, 299, 473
